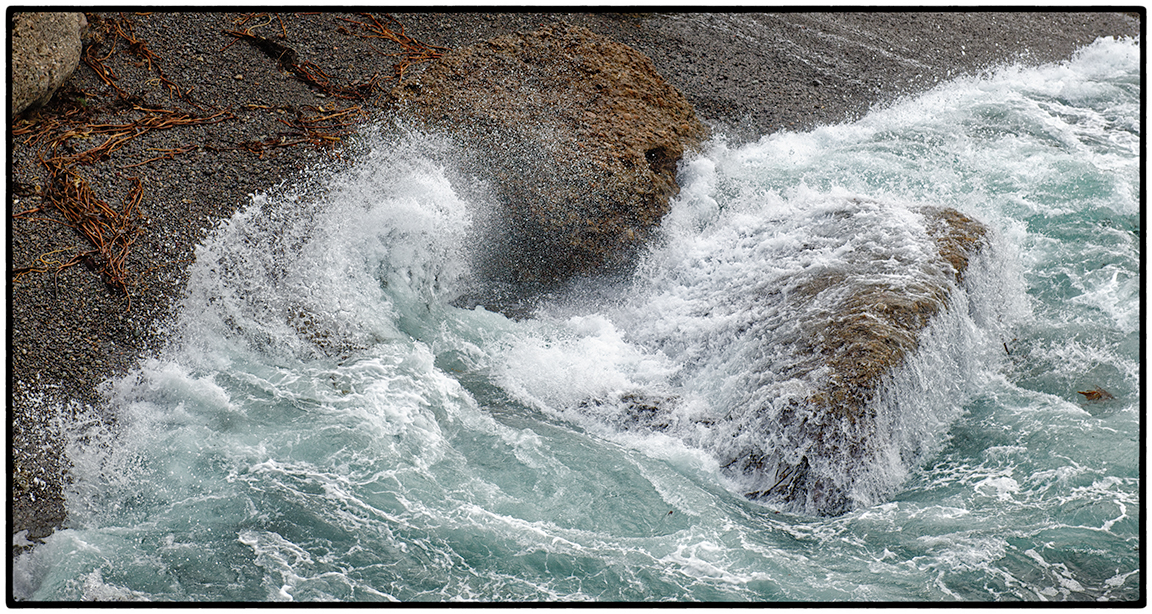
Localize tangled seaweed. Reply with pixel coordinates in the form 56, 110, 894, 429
11, 12, 448, 305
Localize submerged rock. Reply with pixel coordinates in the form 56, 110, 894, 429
724, 204, 990, 514
1077, 387, 1114, 401
388, 24, 708, 286
599, 198, 997, 516
732, 203, 992, 515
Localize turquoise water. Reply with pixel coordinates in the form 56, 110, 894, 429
13, 37, 1140, 602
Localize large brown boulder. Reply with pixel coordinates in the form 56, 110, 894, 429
600, 199, 993, 516
388, 24, 708, 285
730, 203, 991, 515
10, 12, 87, 116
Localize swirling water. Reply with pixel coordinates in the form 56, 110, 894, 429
13, 37, 1140, 602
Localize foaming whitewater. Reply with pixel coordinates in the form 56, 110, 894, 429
14, 37, 1139, 602
507, 195, 1021, 515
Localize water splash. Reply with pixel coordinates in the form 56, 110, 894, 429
13, 36, 1139, 602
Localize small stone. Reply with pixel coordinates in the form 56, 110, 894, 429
1077, 387, 1115, 401
233, 74, 243, 80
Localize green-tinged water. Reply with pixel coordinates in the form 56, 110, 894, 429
13, 37, 1140, 602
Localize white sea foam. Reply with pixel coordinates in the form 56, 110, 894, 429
13, 37, 1140, 602
490, 186, 1025, 515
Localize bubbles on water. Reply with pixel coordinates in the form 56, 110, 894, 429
172, 121, 486, 370
14, 37, 1141, 603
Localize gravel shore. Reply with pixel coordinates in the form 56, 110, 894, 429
9, 10, 1140, 555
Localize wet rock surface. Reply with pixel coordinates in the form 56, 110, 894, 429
389, 24, 708, 285
737, 204, 990, 515
592, 198, 995, 516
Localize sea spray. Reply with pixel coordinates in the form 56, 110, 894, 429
506, 191, 1026, 515
14, 37, 1139, 602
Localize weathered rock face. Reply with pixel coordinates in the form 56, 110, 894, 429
388, 24, 708, 286
730, 203, 992, 515
11, 12, 87, 116
593, 198, 994, 516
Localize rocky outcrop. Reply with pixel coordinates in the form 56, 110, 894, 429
11, 12, 87, 116
731, 203, 991, 515
596, 198, 993, 516
388, 24, 708, 286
